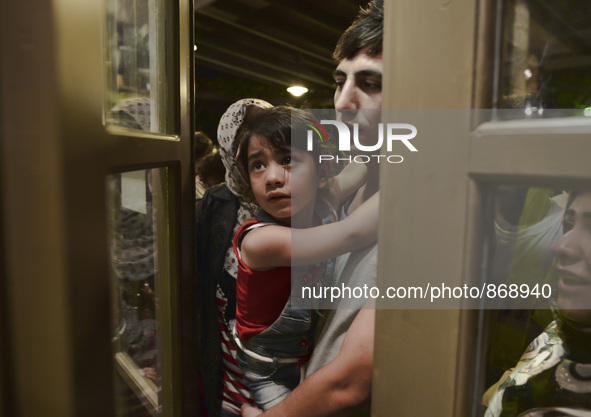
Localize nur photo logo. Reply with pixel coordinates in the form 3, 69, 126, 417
305, 119, 418, 164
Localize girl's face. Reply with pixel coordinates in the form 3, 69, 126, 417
552, 191, 591, 326
246, 134, 321, 227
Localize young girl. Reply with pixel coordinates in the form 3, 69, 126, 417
232, 106, 379, 410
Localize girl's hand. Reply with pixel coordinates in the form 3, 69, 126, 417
328, 163, 367, 209
241, 403, 263, 416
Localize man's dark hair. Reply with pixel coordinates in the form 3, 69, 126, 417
333, 0, 384, 62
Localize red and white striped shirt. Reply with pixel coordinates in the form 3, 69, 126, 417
216, 286, 253, 414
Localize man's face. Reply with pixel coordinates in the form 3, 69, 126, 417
333, 51, 383, 152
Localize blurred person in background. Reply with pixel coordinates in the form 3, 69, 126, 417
484, 190, 591, 417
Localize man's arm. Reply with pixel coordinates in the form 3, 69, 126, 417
242, 304, 375, 417
328, 163, 367, 209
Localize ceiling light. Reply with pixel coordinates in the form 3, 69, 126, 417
287, 85, 308, 97
524, 68, 532, 79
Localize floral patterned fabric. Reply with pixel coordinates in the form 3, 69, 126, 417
484, 318, 591, 417
485, 321, 563, 417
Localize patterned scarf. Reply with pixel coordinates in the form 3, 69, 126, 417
217, 98, 272, 277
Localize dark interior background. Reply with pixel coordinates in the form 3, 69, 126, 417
194, 0, 368, 139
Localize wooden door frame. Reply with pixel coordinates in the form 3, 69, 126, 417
0, 0, 195, 414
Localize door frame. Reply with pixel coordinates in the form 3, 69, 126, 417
0, 0, 196, 414
374, 0, 591, 415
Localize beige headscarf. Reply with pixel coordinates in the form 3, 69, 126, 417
217, 98, 273, 278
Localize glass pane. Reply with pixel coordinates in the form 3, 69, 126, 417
483, 186, 564, 384
496, 0, 591, 118
107, 168, 173, 416
481, 186, 591, 416
104, 0, 174, 134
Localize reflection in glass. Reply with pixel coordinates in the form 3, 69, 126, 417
482, 188, 591, 416
104, 0, 172, 133
488, 187, 564, 304
496, 0, 591, 118
484, 187, 564, 387
108, 169, 167, 416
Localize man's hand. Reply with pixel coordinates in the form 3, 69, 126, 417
237, 301, 375, 417
241, 403, 263, 416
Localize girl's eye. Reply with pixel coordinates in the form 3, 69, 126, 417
334, 79, 345, 90
282, 156, 292, 166
562, 220, 574, 234
250, 161, 264, 172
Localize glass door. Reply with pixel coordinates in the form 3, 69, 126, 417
373, 0, 591, 415
0, 0, 195, 415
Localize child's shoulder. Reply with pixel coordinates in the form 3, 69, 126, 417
235, 219, 275, 248
236, 219, 291, 270
236, 210, 288, 241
